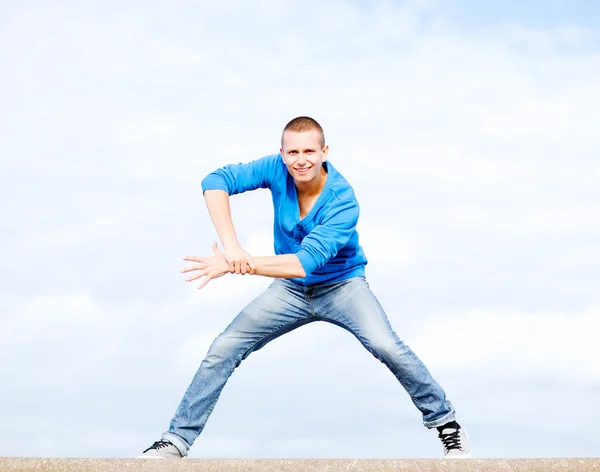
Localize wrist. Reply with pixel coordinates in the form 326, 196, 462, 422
223, 240, 240, 250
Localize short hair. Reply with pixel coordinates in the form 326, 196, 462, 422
281, 116, 325, 148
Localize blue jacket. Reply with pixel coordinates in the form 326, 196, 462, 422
201, 154, 368, 286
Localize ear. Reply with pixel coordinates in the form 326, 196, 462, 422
322, 144, 329, 161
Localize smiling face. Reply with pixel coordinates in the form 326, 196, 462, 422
280, 129, 329, 187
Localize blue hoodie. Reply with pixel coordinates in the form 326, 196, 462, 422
201, 153, 368, 286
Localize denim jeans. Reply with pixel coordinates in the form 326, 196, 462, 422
163, 276, 455, 456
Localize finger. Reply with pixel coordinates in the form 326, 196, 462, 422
181, 263, 206, 274
183, 256, 204, 263
248, 257, 256, 270
234, 260, 241, 274
186, 270, 207, 282
212, 241, 220, 254
197, 275, 212, 290
241, 261, 247, 275
228, 261, 235, 273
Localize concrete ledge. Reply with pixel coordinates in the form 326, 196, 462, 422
1, 458, 599, 472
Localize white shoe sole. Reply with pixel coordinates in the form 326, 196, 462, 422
444, 453, 472, 459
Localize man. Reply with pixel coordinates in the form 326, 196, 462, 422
138, 116, 471, 459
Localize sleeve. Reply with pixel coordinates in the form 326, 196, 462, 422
295, 199, 359, 277
201, 154, 280, 195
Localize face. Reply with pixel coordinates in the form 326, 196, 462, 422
280, 129, 328, 183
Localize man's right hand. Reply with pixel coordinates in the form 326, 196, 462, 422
224, 244, 256, 275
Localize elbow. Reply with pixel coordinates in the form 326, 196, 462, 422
294, 252, 315, 279
201, 173, 230, 194
294, 257, 307, 278
200, 175, 214, 193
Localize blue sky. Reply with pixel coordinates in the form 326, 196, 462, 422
443, 0, 600, 30
349, 0, 600, 30
443, 0, 600, 53
1, 0, 599, 460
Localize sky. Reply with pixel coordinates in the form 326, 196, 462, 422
1, 0, 599, 460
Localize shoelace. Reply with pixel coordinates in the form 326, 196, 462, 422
143, 440, 173, 453
438, 429, 462, 451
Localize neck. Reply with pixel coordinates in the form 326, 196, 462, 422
296, 166, 328, 196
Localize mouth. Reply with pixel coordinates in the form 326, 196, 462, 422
294, 166, 312, 175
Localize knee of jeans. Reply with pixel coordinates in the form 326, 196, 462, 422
370, 338, 404, 362
205, 334, 239, 366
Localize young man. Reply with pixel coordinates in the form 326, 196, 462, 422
138, 117, 471, 459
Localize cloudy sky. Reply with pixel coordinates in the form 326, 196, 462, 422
1, 0, 599, 460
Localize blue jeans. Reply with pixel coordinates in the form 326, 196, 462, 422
163, 276, 455, 456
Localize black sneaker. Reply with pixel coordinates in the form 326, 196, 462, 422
137, 440, 183, 459
436, 420, 471, 458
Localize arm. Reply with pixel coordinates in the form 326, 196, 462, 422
201, 154, 279, 196
183, 199, 357, 286
203, 189, 257, 274
201, 155, 280, 273
294, 200, 359, 276
247, 200, 359, 280
249, 254, 306, 279
204, 189, 241, 250
182, 198, 356, 288
182, 248, 304, 289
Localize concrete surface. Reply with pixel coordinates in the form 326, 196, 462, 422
0, 458, 599, 471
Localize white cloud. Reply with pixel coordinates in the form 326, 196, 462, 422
357, 222, 420, 271
557, 279, 600, 298
438, 205, 600, 234
411, 305, 600, 382
499, 23, 596, 51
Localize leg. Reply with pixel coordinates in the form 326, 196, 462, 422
163, 279, 313, 456
312, 276, 455, 429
